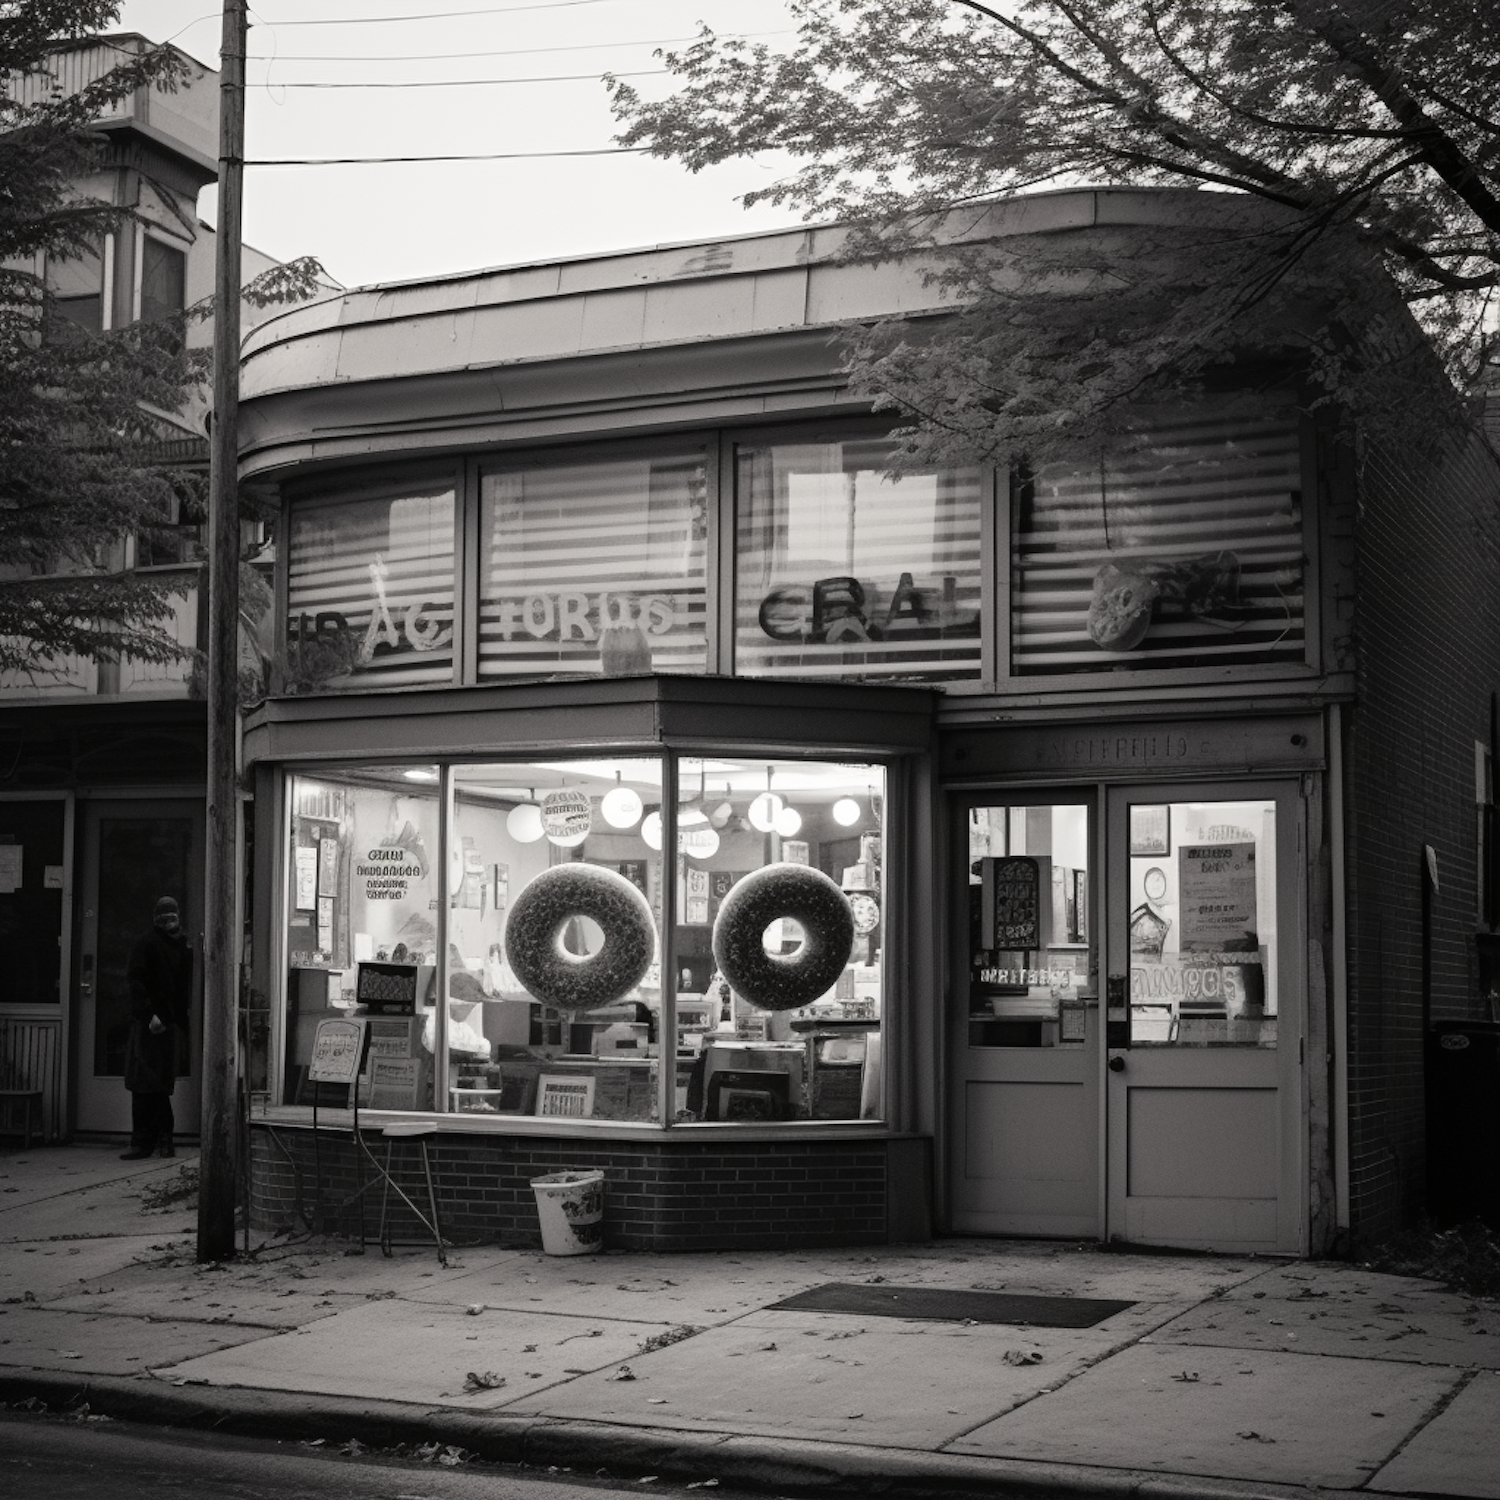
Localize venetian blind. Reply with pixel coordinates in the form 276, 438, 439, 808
286, 487, 456, 691
735, 438, 984, 682
478, 454, 708, 679
1012, 405, 1304, 676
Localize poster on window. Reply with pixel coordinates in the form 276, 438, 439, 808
294, 845, 317, 911
1178, 842, 1258, 952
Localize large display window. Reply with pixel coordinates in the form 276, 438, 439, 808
1011, 397, 1305, 676
279, 753, 888, 1127
285, 480, 456, 692
734, 437, 984, 681
478, 451, 709, 680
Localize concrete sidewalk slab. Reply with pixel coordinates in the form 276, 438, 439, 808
1149, 1263, 1500, 1369
0, 1149, 194, 1213
44, 1269, 373, 1331
157, 1296, 684, 1409
503, 1309, 1133, 1449
947, 1341, 1461, 1488
0, 1305, 273, 1376
0, 1233, 178, 1303
0, 1173, 196, 1243
1367, 1371, 1500, 1499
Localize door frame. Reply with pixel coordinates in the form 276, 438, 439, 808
74, 795, 205, 1137
0, 791, 74, 1138
1103, 777, 1308, 1255
944, 785, 1104, 1237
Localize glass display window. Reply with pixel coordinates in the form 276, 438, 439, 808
449, 758, 664, 1122
285, 481, 456, 693
735, 437, 984, 681
284, 767, 442, 1109
966, 803, 1095, 1047
478, 451, 709, 680
1126, 797, 1279, 1047
674, 756, 886, 1123
1012, 397, 1305, 675
276, 751, 890, 1128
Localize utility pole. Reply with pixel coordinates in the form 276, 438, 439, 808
199, 0, 246, 1263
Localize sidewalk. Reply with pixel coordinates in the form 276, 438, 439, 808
1, 1143, 1495, 1500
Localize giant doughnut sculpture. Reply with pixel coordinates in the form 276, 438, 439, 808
711, 863, 855, 1012
504, 863, 656, 1013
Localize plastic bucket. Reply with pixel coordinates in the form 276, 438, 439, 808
530, 1169, 605, 1255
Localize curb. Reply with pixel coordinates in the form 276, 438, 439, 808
0, 1365, 1386, 1500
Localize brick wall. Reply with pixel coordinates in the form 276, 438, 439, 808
1341, 421, 1500, 1246
251, 1125, 903, 1252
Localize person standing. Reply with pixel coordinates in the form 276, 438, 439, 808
120, 896, 193, 1161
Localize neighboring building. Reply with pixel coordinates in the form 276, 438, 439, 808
0, 35, 293, 1142
231, 188, 1500, 1255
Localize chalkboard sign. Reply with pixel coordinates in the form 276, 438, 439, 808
355, 960, 420, 1013
309, 1018, 368, 1084
981, 856, 1043, 949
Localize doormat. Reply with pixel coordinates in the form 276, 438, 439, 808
766, 1283, 1134, 1328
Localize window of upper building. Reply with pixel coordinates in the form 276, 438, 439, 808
477, 448, 709, 680
1010, 395, 1306, 676
138, 233, 187, 352
45, 239, 107, 339
734, 436, 985, 682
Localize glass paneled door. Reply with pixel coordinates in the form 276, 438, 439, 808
949, 795, 1100, 1236
75, 801, 204, 1135
1104, 784, 1304, 1253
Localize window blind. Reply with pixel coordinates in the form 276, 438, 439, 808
1012, 406, 1304, 675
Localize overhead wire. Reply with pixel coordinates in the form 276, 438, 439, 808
257, 0, 626, 24
244, 147, 650, 164
252, 69, 664, 88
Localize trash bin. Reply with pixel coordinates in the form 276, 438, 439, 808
1425, 1020, 1500, 1230
530, 1169, 605, 1255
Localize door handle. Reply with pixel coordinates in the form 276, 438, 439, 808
1108, 1054, 1126, 1073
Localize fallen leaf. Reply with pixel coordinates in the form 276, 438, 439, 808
1004, 1349, 1044, 1366
1238, 1431, 1277, 1443
686, 1481, 719, 1490
466, 1304, 484, 1316
611, 1365, 637, 1381
462, 1371, 505, 1392
1171, 1371, 1200, 1382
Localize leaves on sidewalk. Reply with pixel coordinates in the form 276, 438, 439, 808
462, 1370, 505, 1392
1003, 1348, 1044, 1366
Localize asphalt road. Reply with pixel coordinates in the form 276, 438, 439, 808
0, 1411, 745, 1500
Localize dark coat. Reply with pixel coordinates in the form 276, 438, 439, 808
123, 925, 193, 1094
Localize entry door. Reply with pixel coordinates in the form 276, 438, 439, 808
1105, 784, 1303, 1254
75, 801, 204, 1135
949, 795, 1100, 1236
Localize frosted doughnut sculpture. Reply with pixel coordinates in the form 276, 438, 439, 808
504, 864, 656, 1013
711, 863, 855, 1012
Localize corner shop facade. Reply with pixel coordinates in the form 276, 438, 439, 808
237, 189, 1500, 1255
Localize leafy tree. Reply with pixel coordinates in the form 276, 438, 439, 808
0, 2, 320, 676
611, 1, 1500, 467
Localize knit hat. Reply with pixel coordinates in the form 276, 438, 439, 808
154, 896, 180, 917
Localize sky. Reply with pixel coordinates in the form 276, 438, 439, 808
114, 0, 809, 290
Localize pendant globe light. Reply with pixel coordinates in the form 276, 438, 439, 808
601, 772, 644, 829
507, 793, 544, 843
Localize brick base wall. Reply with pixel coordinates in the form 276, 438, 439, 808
251, 1125, 927, 1252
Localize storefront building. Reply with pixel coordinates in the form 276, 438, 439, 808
238, 188, 1500, 1255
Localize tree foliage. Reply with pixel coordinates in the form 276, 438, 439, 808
0, 2, 321, 676
611, 0, 1500, 467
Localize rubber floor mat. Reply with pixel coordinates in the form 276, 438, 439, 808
767, 1283, 1134, 1327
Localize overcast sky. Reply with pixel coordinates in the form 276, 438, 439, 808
115, 0, 807, 289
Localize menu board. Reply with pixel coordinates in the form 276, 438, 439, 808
982, 856, 1043, 949
1179, 842, 1259, 952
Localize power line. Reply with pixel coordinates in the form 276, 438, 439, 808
255, 68, 663, 87
244, 146, 649, 164
257, 0, 624, 24
244, 32, 790, 61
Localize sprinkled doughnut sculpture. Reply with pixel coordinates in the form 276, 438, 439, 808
711, 863, 855, 1012
504, 864, 656, 1013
